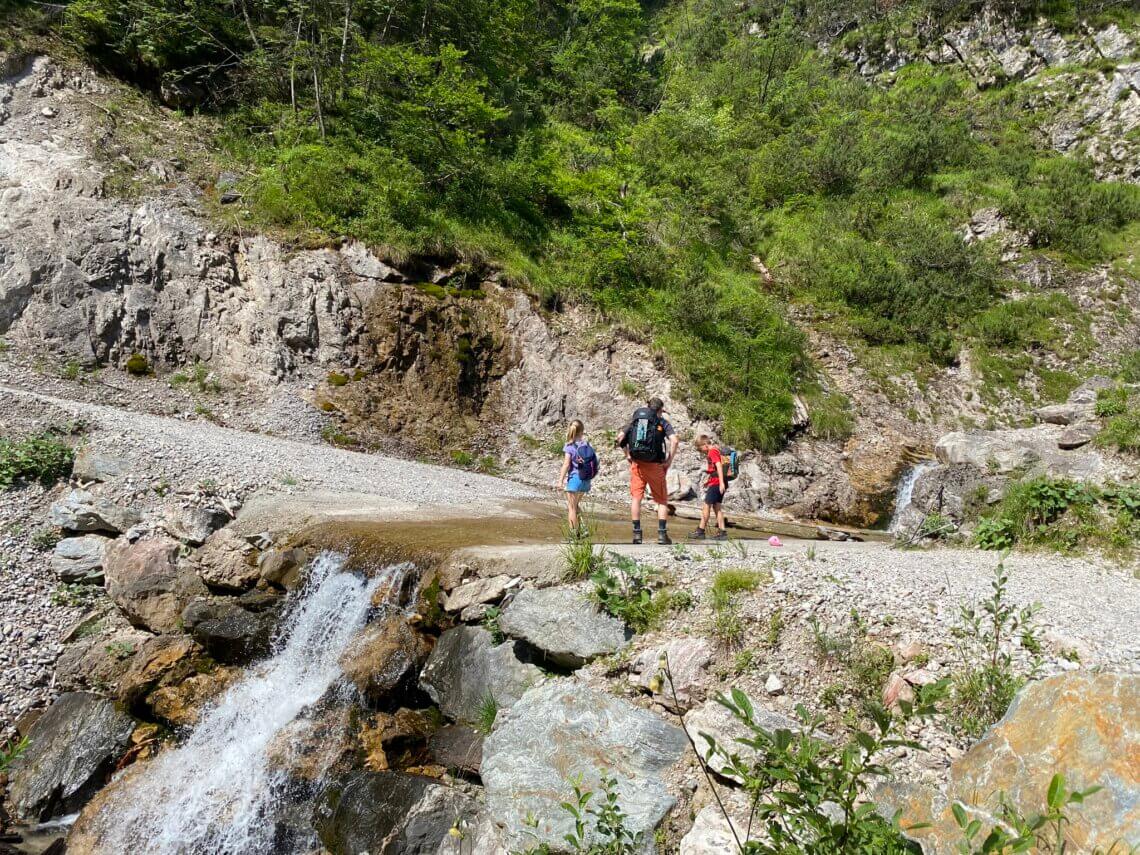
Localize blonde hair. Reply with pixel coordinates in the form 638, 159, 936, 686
697, 434, 712, 448
565, 419, 585, 443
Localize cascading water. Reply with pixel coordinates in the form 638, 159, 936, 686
888, 460, 936, 533
90, 552, 410, 855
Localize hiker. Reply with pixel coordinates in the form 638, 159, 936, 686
616, 397, 679, 545
559, 419, 598, 534
692, 434, 728, 540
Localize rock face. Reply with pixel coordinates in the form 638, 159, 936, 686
878, 672, 1140, 854
55, 623, 149, 694
442, 575, 513, 614
419, 626, 543, 725
680, 805, 756, 855
339, 612, 431, 701
103, 537, 208, 633
7, 692, 134, 822
48, 490, 141, 535
314, 771, 479, 855
481, 681, 687, 851
51, 534, 112, 583
498, 587, 628, 668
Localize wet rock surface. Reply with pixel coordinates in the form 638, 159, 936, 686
314, 771, 479, 855
6, 692, 134, 822
180, 598, 275, 664
339, 612, 431, 701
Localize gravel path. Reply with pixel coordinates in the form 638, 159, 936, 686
0, 385, 541, 506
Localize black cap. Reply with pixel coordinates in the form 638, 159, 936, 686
647, 396, 665, 412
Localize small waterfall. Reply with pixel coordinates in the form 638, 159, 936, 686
93, 552, 410, 855
888, 461, 936, 533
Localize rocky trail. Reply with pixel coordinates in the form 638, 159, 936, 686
0, 384, 540, 508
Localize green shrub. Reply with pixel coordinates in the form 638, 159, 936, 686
949, 561, 1041, 738
974, 516, 1018, 551
0, 434, 74, 489
590, 552, 669, 633
1095, 386, 1129, 417
1099, 408, 1140, 453
475, 693, 498, 735
326, 372, 349, 387
124, 353, 150, 375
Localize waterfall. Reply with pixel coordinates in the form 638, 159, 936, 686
888, 461, 936, 533
91, 552, 410, 855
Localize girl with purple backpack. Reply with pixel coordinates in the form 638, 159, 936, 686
559, 419, 599, 534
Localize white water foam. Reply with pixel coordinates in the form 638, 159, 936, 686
888, 460, 937, 533
95, 552, 409, 855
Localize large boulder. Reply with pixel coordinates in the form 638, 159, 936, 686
55, 624, 150, 694
681, 804, 757, 855
48, 489, 141, 535
117, 634, 205, 708
194, 527, 260, 591
103, 537, 208, 633
6, 692, 134, 822
442, 575, 513, 614
51, 534, 112, 583
498, 587, 629, 668
481, 680, 687, 851
180, 598, 275, 663
72, 444, 130, 482
314, 771, 479, 855
419, 626, 543, 726
339, 612, 431, 702
258, 547, 309, 590
878, 672, 1140, 853
428, 725, 484, 777
148, 668, 238, 728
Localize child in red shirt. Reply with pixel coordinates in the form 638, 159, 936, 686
692, 435, 727, 540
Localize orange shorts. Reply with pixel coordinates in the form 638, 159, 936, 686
630, 461, 668, 504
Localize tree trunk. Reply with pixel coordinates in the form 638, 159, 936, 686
289, 16, 303, 114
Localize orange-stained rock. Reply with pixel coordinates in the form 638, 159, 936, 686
147, 668, 238, 728
877, 672, 1140, 853
338, 612, 431, 701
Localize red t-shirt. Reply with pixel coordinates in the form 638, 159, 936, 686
705, 446, 723, 487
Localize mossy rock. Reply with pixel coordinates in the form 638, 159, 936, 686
124, 353, 150, 376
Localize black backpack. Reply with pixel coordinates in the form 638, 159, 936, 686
627, 407, 666, 463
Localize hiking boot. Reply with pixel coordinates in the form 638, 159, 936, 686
632, 529, 643, 545
657, 531, 672, 546
712, 530, 728, 541
689, 529, 706, 540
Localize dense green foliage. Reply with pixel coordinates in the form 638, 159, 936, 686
12, 0, 1140, 446
974, 476, 1140, 556
0, 433, 74, 489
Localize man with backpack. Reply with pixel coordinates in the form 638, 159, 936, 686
616, 397, 679, 545
692, 434, 734, 540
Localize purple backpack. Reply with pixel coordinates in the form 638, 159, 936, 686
573, 441, 599, 480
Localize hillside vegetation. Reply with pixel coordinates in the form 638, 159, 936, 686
5, 0, 1140, 449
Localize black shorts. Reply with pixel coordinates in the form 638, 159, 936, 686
705, 485, 725, 505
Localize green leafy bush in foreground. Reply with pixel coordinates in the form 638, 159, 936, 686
0, 434, 74, 489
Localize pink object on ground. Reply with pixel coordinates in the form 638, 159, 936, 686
768, 535, 782, 547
